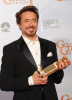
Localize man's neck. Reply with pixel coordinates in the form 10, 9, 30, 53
22, 34, 37, 41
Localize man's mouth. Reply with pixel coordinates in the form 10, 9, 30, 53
27, 26, 35, 29
28, 28, 34, 31
26, 26, 35, 32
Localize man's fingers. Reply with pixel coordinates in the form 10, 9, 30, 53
42, 76, 48, 81
33, 79, 46, 85
38, 77, 47, 81
33, 69, 48, 85
33, 76, 48, 85
67, 59, 71, 65
62, 59, 71, 67
34, 71, 40, 77
57, 56, 71, 70
34, 71, 39, 74
39, 73, 45, 77
58, 62, 64, 70
63, 60, 68, 67
63, 56, 67, 59
40, 80, 48, 84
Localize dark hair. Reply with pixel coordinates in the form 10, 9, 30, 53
15, 6, 39, 24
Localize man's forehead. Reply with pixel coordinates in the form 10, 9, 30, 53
21, 11, 37, 16
21, 12, 37, 19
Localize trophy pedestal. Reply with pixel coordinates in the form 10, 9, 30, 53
38, 62, 58, 77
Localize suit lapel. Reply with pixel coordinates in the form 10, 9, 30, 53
16, 36, 48, 69
17, 36, 37, 68
39, 38, 48, 69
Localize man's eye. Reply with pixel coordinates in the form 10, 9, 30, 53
33, 21, 36, 22
25, 20, 28, 22
33, 20, 37, 22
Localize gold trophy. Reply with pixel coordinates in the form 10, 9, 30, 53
38, 57, 67, 77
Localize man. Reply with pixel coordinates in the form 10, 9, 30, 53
0, 6, 71, 100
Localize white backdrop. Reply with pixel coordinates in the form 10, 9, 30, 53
0, 0, 72, 100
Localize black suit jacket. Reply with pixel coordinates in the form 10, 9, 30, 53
0, 36, 64, 100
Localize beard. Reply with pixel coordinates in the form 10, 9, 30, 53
24, 26, 37, 37
25, 30, 37, 37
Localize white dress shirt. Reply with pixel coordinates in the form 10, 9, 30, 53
22, 35, 41, 85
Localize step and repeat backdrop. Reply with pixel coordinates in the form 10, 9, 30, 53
0, 0, 72, 100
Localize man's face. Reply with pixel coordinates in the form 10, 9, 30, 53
18, 11, 38, 38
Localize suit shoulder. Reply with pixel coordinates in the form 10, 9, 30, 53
3, 39, 19, 53
39, 37, 56, 45
4, 40, 17, 48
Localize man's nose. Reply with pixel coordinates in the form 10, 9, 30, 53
29, 21, 33, 26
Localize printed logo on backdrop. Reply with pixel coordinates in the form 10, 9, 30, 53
56, 40, 72, 55
42, 19, 59, 29
1, 22, 10, 32
61, 94, 72, 100
3, 0, 33, 5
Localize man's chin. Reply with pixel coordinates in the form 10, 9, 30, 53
27, 32, 36, 36
28, 33, 36, 37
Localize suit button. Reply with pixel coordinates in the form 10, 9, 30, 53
41, 88, 43, 91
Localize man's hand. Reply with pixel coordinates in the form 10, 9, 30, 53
57, 56, 71, 70
32, 69, 48, 85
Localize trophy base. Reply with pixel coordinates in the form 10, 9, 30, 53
38, 62, 58, 77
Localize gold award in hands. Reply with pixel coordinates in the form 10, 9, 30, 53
38, 57, 68, 77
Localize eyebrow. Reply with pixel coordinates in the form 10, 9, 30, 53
24, 18, 37, 20
24, 19, 29, 21
32, 19, 37, 20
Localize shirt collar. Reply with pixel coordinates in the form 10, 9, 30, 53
22, 35, 39, 45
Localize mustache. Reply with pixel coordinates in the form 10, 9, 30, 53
26, 26, 35, 29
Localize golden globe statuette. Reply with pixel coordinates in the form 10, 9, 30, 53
38, 62, 58, 77
38, 57, 67, 77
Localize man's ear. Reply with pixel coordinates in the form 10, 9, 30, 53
17, 24, 21, 29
